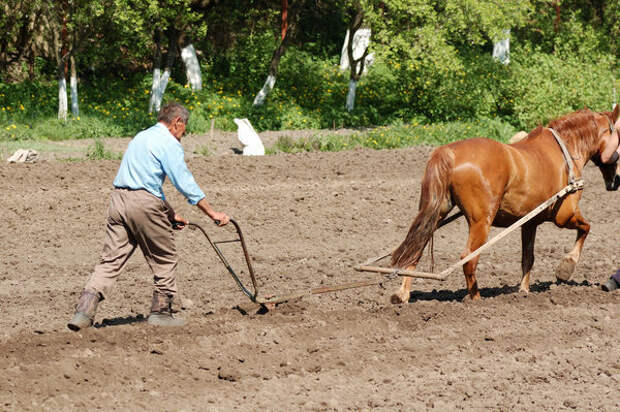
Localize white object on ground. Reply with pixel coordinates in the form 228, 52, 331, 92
7, 149, 40, 163
234, 118, 265, 156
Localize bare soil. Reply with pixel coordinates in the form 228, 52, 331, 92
1, 132, 619, 411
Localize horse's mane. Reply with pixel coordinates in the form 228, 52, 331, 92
547, 109, 600, 155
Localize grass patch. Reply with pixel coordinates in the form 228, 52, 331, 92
267, 117, 518, 154
86, 139, 122, 160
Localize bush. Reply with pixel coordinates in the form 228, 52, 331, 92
506, 48, 617, 129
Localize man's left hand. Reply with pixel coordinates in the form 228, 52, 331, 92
173, 214, 189, 230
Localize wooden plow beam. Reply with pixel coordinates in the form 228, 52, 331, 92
354, 179, 584, 281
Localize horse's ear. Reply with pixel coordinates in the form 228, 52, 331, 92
612, 104, 619, 124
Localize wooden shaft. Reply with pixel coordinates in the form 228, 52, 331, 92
354, 265, 447, 280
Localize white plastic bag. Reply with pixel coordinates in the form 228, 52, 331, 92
233, 118, 265, 156
7, 149, 40, 163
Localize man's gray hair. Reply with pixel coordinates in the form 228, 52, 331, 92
157, 102, 190, 124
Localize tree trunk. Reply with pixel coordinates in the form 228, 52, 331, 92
281, 0, 288, 41
58, 74, 68, 121
57, 1, 69, 121
70, 55, 79, 117
346, 79, 358, 112
345, 6, 368, 112
180, 43, 202, 90
151, 31, 176, 113
149, 30, 163, 113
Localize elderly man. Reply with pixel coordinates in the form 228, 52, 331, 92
68, 102, 229, 330
602, 113, 620, 292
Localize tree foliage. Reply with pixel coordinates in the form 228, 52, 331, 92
0, 0, 618, 136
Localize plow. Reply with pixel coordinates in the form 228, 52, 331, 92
185, 173, 584, 310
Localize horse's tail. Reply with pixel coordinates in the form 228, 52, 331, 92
391, 147, 455, 268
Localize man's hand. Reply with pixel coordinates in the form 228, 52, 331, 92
210, 211, 230, 226
196, 198, 230, 226
173, 213, 189, 230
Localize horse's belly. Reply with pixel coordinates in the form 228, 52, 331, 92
492, 210, 520, 227
492, 208, 548, 228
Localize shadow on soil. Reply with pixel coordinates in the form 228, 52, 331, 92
409, 279, 592, 302
94, 314, 147, 328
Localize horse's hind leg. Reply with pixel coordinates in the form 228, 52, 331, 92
390, 205, 454, 304
519, 223, 537, 293
462, 220, 491, 300
555, 209, 590, 282
391, 268, 415, 304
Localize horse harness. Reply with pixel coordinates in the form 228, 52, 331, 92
548, 115, 618, 193
548, 127, 583, 192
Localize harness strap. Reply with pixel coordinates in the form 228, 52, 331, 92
548, 128, 577, 184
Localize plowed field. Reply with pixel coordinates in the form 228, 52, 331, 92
1, 137, 619, 411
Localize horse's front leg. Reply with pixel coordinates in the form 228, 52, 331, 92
555, 209, 590, 282
519, 223, 537, 293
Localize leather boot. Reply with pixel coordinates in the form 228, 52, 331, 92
67, 289, 102, 331
602, 278, 619, 292
147, 291, 186, 327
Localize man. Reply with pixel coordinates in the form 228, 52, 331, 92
68, 102, 229, 330
602, 113, 620, 292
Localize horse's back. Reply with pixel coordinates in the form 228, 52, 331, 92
446, 137, 513, 174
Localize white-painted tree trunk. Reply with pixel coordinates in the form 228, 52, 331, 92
181, 44, 202, 90
58, 77, 67, 121
70, 56, 79, 117
346, 79, 357, 112
253, 74, 276, 106
149, 68, 170, 114
157, 68, 171, 109
70, 73, 79, 117
149, 68, 161, 113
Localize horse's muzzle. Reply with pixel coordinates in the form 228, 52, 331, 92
606, 174, 620, 191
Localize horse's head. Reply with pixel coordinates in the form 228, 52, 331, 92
592, 105, 620, 191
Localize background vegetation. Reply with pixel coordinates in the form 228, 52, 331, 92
0, 0, 618, 151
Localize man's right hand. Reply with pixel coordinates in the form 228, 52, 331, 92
211, 211, 230, 226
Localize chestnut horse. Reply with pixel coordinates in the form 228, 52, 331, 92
391, 106, 620, 303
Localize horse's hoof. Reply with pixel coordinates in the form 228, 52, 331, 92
518, 286, 529, 294
555, 258, 576, 281
390, 292, 408, 304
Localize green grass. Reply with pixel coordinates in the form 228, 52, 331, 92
85, 139, 123, 160
267, 117, 518, 154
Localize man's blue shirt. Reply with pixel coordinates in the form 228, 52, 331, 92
113, 122, 206, 204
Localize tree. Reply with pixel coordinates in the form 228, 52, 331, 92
343, 3, 370, 112
253, 0, 301, 106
